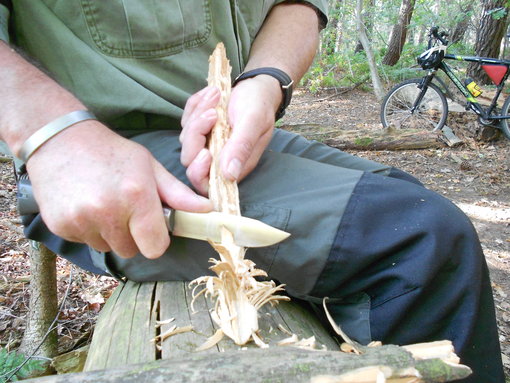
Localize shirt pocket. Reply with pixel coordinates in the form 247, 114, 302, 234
80, 0, 212, 58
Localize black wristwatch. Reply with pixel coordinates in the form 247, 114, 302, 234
233, 67, 294, 121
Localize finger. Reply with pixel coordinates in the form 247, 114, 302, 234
181, 86, 220, 131
180, 108, 216, 167
220, 115, 269, 181
60, 230, 113, 254
237, 128, 274, 180
99, 223, 141, 259
83, 236, 113, 254
181, 86, 214, 127
128, 201, 170, 260
186, 148, 212, 196
153, 160, 212, 212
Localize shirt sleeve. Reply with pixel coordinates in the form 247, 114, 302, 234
274, 0, 328, 30
0, 5, 9, 43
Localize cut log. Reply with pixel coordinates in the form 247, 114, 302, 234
27, 346, 471, 383
78, 280, 471, 382
84, 280, 339, 371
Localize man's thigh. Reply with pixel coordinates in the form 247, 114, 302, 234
110, 129, 363, 295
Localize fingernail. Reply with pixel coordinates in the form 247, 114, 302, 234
200, 109, 216, 120
227, 158, 242, 180
197, 195, 212, 209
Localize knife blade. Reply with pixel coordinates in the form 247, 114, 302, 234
163, 208, 290, 248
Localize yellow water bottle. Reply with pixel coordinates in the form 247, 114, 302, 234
464, 78, 483, 97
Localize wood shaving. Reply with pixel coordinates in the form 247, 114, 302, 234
151, 325, 193, 343
323, 297, 361, 354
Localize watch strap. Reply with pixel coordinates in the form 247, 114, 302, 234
233, 67, 293, 121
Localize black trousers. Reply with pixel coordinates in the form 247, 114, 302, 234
311, 170, 504, 383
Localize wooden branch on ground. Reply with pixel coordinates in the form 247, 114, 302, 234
26, 344, 471, 383
295, 76, 370, 104
281, 124, 445, 150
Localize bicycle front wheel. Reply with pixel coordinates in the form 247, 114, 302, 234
381, 78, 448, 131
499, 96, 510, 140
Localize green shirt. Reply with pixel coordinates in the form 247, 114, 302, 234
9, 0, 327, 135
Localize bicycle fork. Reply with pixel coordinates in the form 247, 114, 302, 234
411, 73, 436, 114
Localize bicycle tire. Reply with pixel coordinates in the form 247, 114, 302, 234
381, 78, 449, 131
499, 95, 510, 140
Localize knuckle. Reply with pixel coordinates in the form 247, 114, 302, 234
236, 139, 255, 160
118, 179, 146, 201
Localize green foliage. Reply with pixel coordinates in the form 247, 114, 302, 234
302, 0, 484, 92
488, 7, 508, 21
0, 348, 46, 382
301, 50, 373, 92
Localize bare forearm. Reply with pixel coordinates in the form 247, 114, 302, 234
244, 3, 320, 83
0, 41, 85, 157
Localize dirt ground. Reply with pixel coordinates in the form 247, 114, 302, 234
0, 88, 509, 377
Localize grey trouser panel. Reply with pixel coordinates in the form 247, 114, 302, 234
107, 128, 390, 297
0, 5, 9, 43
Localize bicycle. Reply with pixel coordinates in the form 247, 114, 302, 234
380, 26, 510, 140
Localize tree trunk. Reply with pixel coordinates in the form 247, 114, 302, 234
23, 346, 472, 383
355, 0, 384, 100
450, 3, 474, 44
19, 242, 58, 359
382, 0, 416, 66
354, 0, 374, 53
468, 0, 510, 84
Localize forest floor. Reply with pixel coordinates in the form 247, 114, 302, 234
0, 88, 509, 378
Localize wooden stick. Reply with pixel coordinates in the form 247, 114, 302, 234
207, 42, 239, 217
206, 43, 245, 268
189, 43, 288, 346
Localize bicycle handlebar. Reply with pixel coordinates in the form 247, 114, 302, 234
429, 27, 449, 47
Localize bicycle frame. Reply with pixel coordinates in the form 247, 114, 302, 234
427, 53, 510, 121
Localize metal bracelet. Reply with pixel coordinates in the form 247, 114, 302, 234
18, 110, 96, 163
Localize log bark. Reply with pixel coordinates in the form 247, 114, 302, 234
26, 346, 471, 383
280, 124, 444, 150
326, 130, 443, 150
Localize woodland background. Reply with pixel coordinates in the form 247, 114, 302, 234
0, 0, 509, 381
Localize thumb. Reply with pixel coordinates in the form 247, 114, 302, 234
153, 161, 212, 212
220, 121, 258, 181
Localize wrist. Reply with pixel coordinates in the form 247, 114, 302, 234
233, 67, 293, 120
17, 110, 97, 163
